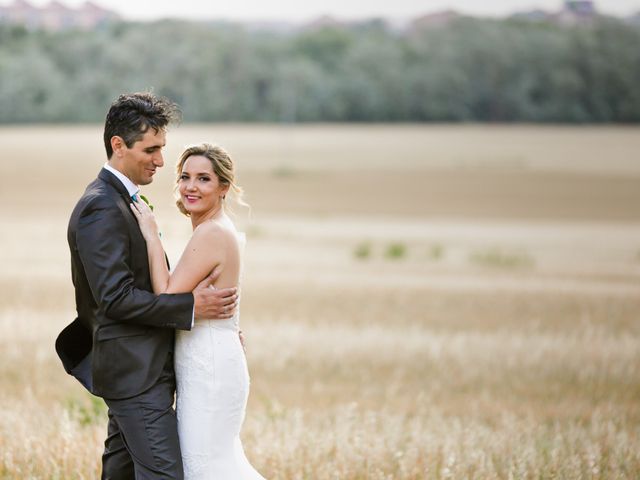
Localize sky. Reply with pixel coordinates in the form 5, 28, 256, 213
4, 0, 640, 22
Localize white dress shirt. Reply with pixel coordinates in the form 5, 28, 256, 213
103, 162, 139, 198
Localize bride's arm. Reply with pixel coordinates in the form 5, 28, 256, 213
142, 227, 171, 294
164, 225, 227, 294
130, 200, 226, 294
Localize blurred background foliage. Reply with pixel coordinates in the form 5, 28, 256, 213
0, 15, 639, 123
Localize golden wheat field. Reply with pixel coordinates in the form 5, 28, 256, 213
0, 124, 639, 479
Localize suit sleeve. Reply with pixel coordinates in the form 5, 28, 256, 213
75, 197, 193, 330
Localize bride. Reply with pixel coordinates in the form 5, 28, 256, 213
130, 143, 265, 480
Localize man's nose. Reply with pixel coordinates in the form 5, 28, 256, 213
153, 151, 164, 167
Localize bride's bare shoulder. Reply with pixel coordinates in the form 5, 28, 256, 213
192, 219, 238, 247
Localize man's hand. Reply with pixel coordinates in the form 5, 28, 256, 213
193, 267, 238, 320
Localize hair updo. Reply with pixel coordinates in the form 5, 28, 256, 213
175, 142, 247, 217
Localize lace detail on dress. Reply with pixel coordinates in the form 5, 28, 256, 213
182, 452, 210, 478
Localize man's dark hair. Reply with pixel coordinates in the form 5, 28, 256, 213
103, 92, 181, 159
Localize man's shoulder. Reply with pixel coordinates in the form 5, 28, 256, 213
79, 180, 114, 206
71, 175, 122, 220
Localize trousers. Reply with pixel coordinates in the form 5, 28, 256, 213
101, 353, 183, 480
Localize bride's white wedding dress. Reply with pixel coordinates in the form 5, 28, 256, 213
175, 230, 265, 479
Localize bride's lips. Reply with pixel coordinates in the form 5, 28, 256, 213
184, 195, 200, 204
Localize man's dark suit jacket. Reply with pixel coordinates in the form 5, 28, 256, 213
56, 168, 193, 399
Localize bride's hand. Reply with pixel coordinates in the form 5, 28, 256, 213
129, 199, 159, 241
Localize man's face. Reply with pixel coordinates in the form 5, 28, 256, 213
115, 128, 166, 186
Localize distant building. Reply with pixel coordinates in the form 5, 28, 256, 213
510, 9, 554, 23
303, 15, 346, 31
409, 10, 460, 32
626, 11, 640, 27
556, 0, 597, 25
0, 0, 120, 31
564, 1, 596, 16
510, 1, 598, 26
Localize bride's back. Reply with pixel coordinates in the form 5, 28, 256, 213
203, 215, 242, 290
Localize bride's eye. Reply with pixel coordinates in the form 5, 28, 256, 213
180, 174, 189, 180
199, 176, 210, 182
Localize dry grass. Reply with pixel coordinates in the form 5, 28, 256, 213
1, 125, 639, 478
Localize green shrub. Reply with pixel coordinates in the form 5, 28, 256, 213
385, 243, 407, 260
354, 242, 372, 260
428, 243, 444, 260
271, 165, 296, 178
66, 395, 107, 426
470, 248, 534, 269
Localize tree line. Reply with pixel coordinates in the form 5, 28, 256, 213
0, 16, 639, 123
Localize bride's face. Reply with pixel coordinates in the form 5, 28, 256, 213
178, 155, 229, 215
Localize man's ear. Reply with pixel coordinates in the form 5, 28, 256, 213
111, 136, 125, 157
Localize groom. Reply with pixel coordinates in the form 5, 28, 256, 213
56, 92, 237, 479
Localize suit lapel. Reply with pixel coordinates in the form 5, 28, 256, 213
98, 168, 130, 197
97, 168, 169, 269
98, 168, 144, 239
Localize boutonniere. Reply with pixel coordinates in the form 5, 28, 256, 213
134, 194, 161, 237
139, 194, 154, 211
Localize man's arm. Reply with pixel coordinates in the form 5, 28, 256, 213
76, 197, 193, 329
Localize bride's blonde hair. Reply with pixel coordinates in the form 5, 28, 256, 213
175, 142, 248, 217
